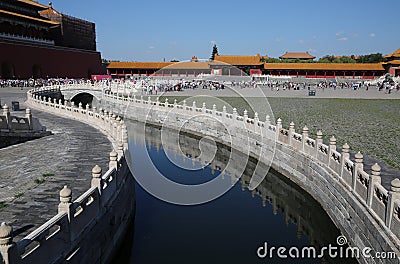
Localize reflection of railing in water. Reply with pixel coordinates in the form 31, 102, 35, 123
23, 85, 400, 263
95, 86, 400, 262
131, 122, 343, 251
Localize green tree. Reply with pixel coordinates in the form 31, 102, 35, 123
356, 53, 385, 63
210, 44, 219, 61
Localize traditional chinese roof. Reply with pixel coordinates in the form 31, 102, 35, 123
107, 62, 173, 69
384, 60, 400, 65
0, 9, 60, 25
39, 6, 62, 18
263, 63, 385, 71
279, 52, 316, 60
384, 48, 400, 59
17, 0, 49, 10
164, 61, 211, 70
213, 54, 265, 66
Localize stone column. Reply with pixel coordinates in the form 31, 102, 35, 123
165, 98, 169, 108
58, 186, 72, 221
385, 178, 400, 228
254, 112, 259, 132
353, 152, 364, 190
367, 163, 381, 207
3, 105, 10, 130
315, 130, 323, 157
109, 151, 118, 169
91, 165, 102, 194
232, 108, 237, 122
276, 118, 282, 141
0, 222, 22, 264
302, 126, 309, 152
222, 105, 227, 118
340, 143, 350, 178
328, 136, 337, 167
202, 102, 206, 113
288, 122, 295, 146
117, 143, 124, 158
192, 101, 196, 112
25, 108, 32, 130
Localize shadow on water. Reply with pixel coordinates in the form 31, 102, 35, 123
114, 121, 358, 264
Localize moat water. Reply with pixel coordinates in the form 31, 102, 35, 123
118, 121, 357, 264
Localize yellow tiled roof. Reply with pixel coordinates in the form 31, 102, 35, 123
384, 48, 400, 59
214, 54, 265, 66
17, 0, 48, 9
107, 62, 173, 69
0, 9, 59, 25
279, 52, 316, 59
263, 63, 385, 71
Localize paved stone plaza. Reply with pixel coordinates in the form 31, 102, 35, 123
0, 88, 111, 241
160, 85, 400, 99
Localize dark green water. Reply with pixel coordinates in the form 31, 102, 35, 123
117, 121, 357, 264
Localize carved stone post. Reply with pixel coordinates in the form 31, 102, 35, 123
117, 143, 124, 158
212, 104, 217, 115
385, 178, 400, 228
3, 105, 10, 129
367, 163, 381, 207
276, 118, 282, 141
302, 126, 309, 152
328, 136, 337, 167
165, 98, 169, 108
222, 105, 227, 118
288, 121, 295, 145
232, 108, 237, 122
202, 102, 206, 113
91, 165, 102, 194
58, 186, 72, 220
25, 108, 32, 130
353, 152, 364, 190
254, 112, 259, 132
109, 151, 118, 169
316, 130, 323, 146
340, 143, 350, 178
0, 222, 21, 264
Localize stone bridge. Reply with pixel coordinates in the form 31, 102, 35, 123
60, 86, 103, 107
2, 84, 399, 263
96, 87, 400, 263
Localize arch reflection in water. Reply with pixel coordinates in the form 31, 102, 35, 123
125, 121, 357, 264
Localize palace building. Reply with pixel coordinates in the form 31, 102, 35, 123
0, 0, 103, 79
106, 49, 399, 79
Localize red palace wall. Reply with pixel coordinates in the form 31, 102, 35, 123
0, 40, 104, 79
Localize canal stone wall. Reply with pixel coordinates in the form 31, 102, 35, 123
96, 90, 400, 263
0, 87, 134, 264
4, 85, 399, 263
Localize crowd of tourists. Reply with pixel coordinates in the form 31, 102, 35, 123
1, 76, 399, 95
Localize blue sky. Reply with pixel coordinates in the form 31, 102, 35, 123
48, 0, 400, 61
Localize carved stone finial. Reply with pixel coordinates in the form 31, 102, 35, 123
92, 165, 102, 178
391, 178, 400, 192
0, 222, 13, 246
355, 151, 363, 163
59, 185, 72, 203
371, 163, 381, 177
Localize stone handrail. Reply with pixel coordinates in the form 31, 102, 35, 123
3, 84, 399, 263
0, 87, 131, 264
97, 86, 400, 262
